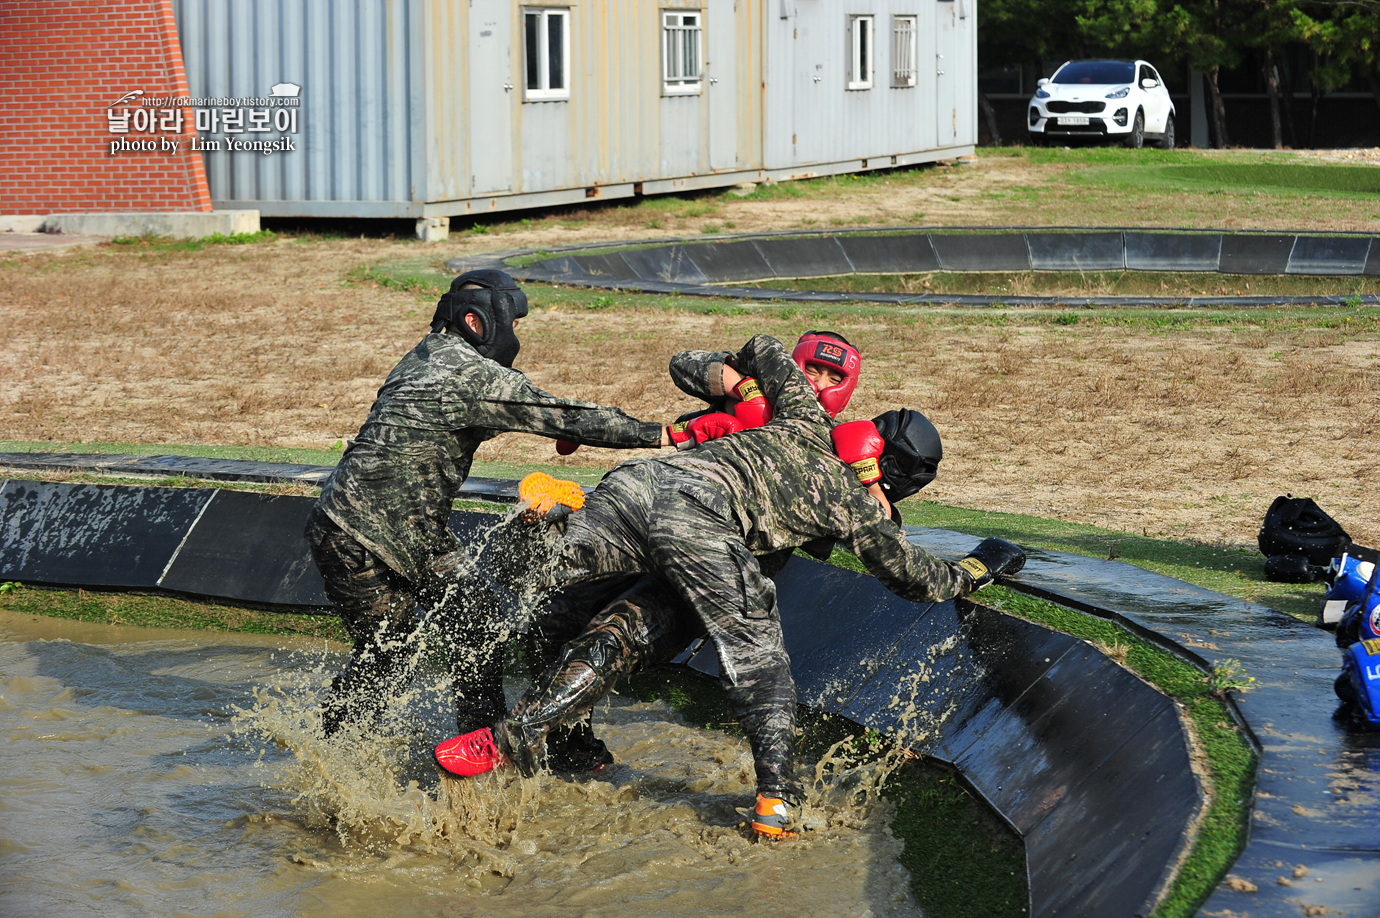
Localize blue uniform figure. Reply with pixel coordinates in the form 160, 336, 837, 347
1327, 553, 1380, 726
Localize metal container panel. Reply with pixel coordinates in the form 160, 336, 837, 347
763, 0, 976, 170
174, 0, 422, 210
173, 0, 973, 216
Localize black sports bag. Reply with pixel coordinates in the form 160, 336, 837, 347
1258, 495, 1351, 565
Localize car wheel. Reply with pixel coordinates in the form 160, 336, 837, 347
1027, 131, 1045, 147
1124, 110, 1145, 149
1156, 115, 1176, 150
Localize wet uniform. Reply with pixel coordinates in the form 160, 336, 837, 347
307, 330, 663, 734
509, 334, 968, 802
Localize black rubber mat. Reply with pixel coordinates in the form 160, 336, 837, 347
931, 232, 1032, 271
1026, 231, 1125, 271
1287, 234, 1373, 275
158, 490, 328, 607
1124, 231, 1222, 271
0, 480, 213, 589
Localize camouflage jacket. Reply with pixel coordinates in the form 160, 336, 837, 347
316, 332, 663, 582
668, 348, 733, 406
651, 334, 966, 602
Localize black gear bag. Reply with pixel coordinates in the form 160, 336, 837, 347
1257, 495, 1351, 565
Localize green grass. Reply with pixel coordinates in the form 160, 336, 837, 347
107, 230, 277, 251
1079, 162, 1380, 199
0, 441, 616, 489
0, 440, 347, 466
0, 584, 345, 640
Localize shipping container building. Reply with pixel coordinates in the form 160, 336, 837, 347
172, 0, 977, 224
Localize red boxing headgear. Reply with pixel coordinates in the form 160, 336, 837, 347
792, 331, 861, 417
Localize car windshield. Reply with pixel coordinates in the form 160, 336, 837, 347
1052, 61, 1135, 85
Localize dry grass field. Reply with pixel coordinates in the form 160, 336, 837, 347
4, 147, 1380, 550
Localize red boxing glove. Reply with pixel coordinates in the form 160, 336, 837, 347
729, 377, 773, 429
831, 420, 885, 485
667, 412, 744, 450
556, 439, 580, 455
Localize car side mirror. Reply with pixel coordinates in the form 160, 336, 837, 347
1141, 78, 1159, 89
1037, 78, 1050, 87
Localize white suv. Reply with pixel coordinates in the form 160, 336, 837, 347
1027, 59, 1175, 149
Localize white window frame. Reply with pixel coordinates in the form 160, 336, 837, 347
662, 10, 703, 95
847, 15, 874, 90
523, 7, 570, 102
891, 15, 917, 88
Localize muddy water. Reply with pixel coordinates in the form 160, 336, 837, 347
0, 609, 924, 918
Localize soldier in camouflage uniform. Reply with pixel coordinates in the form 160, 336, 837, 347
306, 269, 667, 740
439, 333, 1025, 836
515, 332, 860, 773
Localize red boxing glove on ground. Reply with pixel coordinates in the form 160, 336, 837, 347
667, 412, 745, 450
556, 439, 580, 455
730, 377, 773, 428
831, 420, 885, 485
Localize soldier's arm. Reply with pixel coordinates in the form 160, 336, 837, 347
729, 334, 827, 422
455, 373, 664, 449
669, 349, 735, 403
844, 494, 968, 603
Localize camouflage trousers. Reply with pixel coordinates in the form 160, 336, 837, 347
512, 462, 802, 802
305, 508, 507, 736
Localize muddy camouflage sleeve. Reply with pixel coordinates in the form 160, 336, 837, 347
844, 498, 968, 603
668, 349, 733, 401
450, 369, 664, 448
726, 334, 826, 422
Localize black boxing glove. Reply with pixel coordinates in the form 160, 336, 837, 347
956, 538, 1027, 592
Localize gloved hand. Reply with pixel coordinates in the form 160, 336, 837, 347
956, 537, 1027, 592
667, 412, 744, 450
831, 419, 884, 486
730, 377, 773, 428
556, 439, 580, 456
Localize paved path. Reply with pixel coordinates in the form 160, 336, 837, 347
2, 231, 106, 255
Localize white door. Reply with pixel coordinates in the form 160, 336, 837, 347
935, 0, 958, 146
1139, 63, 1172, 133
706, 0, 737, 170
469, 4, 514, 195
792, 17, 828, 165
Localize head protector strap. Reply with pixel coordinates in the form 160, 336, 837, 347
431, 269, 530, 368
792, 331, 861, 417
872, 409, 942, 502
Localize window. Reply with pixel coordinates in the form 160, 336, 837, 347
892, 15, 917, 88
662, 10, 703, 95
524, 8, 570, 101
848, 15, 873, 90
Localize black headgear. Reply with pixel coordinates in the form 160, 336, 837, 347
872, 409, 942, 501
431, 269, 530, 368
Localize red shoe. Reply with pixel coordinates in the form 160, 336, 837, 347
435, 727, 508, 777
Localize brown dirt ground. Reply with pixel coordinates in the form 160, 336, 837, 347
4, 150, 1379, 549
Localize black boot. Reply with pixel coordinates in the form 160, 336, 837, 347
321, 647, 409, 738
546, 715, 614, 773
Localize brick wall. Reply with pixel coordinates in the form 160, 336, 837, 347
0, 0, 212, 214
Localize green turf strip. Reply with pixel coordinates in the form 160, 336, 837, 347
1079, 162, 1380, 198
